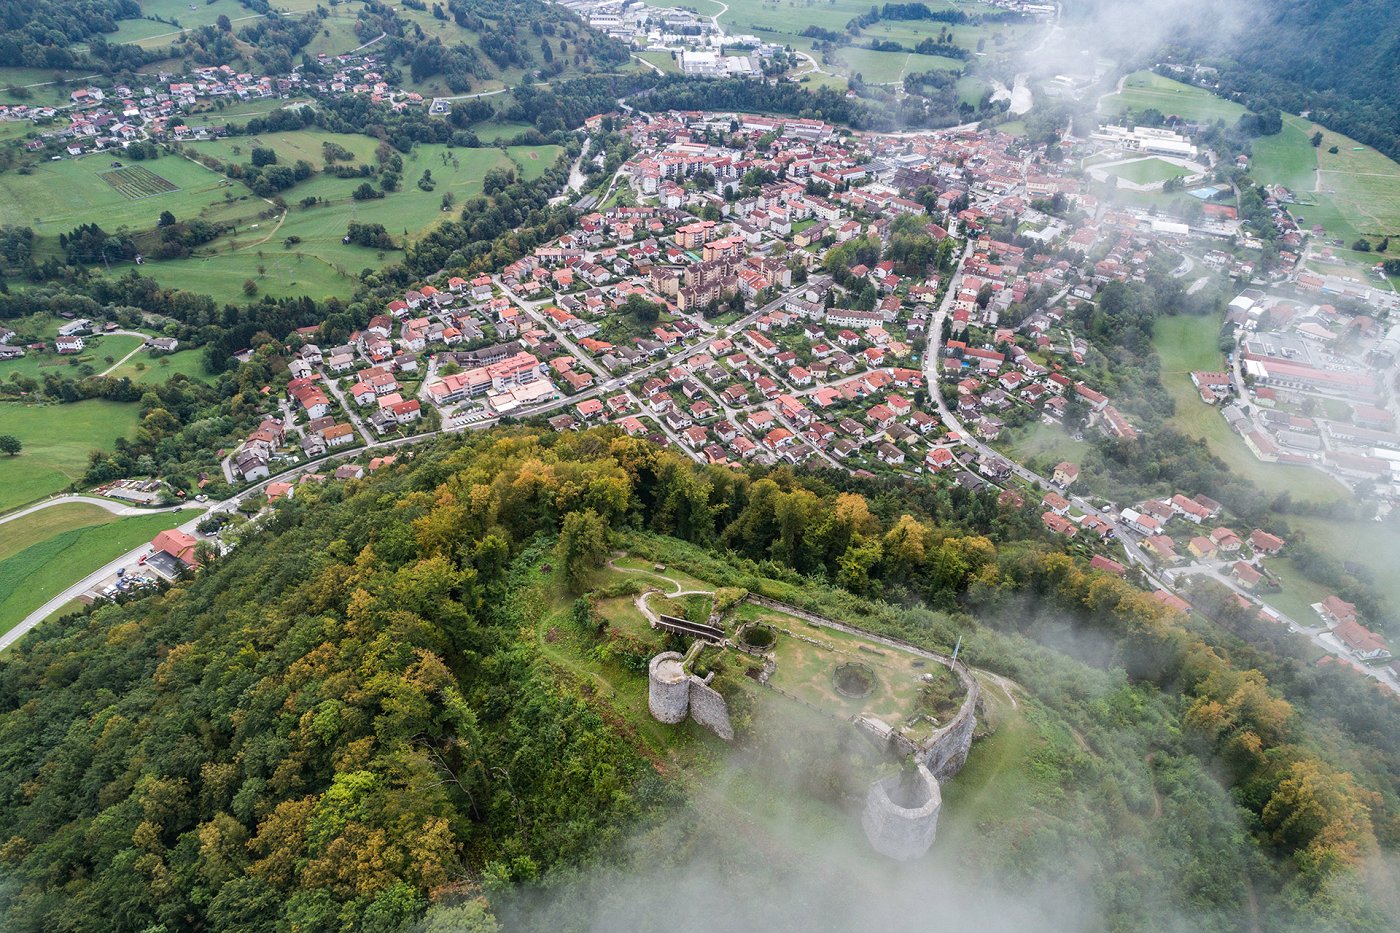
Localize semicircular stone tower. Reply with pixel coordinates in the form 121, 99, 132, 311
861, 761, 942, 861
647, 651, 690, 724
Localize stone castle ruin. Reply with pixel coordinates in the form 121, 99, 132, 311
647, 645, 735, 741
639, 585, 979, 862
861, 761, 943, 861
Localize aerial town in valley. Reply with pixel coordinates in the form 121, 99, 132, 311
9, 93, 1394, 687
7, 1, 1400, 928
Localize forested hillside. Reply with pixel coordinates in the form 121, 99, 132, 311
0, 428, 1396, 930
1064, 0, 1400, 161
0, 0, 632, 90
1199, 0, 1400, 160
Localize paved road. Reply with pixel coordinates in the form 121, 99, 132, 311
0, 428, 447, 651
0, 281, 810, 649
0, 495, 183, 527
1169, 562, 1400, 693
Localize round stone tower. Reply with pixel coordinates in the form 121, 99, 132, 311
648, 651, 690, 724
861, 761, 942, 861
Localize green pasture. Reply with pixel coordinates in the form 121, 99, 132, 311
0, 510, 189, 636
104, 348, 218, 385
836, 47, 963, 83
0, 153, 260, 242
1107, 157, 1191, 185
0, 332, 142, 383
469, 120, 535, 142
0, 400, 142, 512
1099, 70, 1246, 124
637, 51, 681, 75
103, 0, 255, 48
1250, 115, 1317, 193
0, 503, 130, 563
186, 128, 382, 165
0, 67, 96, 107
1283, 516, 1400, 620
134, 138, 559, 299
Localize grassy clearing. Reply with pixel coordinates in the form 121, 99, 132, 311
469, 120, 534, 142
104, 348, 217, 385
0, 503, 128, 563
0, 67, 94, 107
138, 139, 559, 300
637, 51, 681, 75
1251, 115, 1318, 194
184, 97, 316, 124
0, 400, 141, 513
0, 332, 143, 383
1306, 120, 1400, 237
1256, 557, 1336, 629
835, 47, 961, 83
1107, 157, 1190, 185
103, 0, 254, 48
1099, 70, 1246, 124
1000, 419, 1083, 469
1284, 516, 1400, 617
185, 128, 381, 165
1152, 314, 1347, 505
0, 153, 259, 243
0, 510, 189, 635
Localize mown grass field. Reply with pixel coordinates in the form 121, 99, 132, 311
1107, 157, 1191, 185
131, 135, 561, 300
835, 47, 963, 83
1099, 70, 1246, 124
1153, 314, 1347, 505
469, 120, 535, 142
637, 51, 681, 75
104, 348, 218, 385
1000, 419, 1083, 470
0, 67, 94, 107
0, 502, 126, 563
1255, 556, 1336, 630
0, 154, 259, 244
1251, 114, 1318, 193
0, 510, 189, 636
1283, 516, 1400, 620
102, 0, 255, 48
0, 332, 143, 383
0, 400, 142, 513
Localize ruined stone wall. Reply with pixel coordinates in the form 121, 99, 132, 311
861, 762, 942, 861
918, 661, 979, 782
746, 595, 979, 782
647, 652, 734, 740
686, 674, 734, 740
648, 652, 690, 724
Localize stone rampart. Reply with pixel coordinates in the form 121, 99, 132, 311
861, 761, 942, 861
687, 674, 734, 740
648, 652, 690, 724
746, 595, 979, 783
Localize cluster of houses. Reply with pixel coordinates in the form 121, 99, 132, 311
12, 49, 436, 158
1316, 595, 1392, 665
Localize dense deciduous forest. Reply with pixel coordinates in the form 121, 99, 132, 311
0, 428, 1394, 930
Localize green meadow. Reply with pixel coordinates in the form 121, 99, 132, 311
0, 401, 142, 512
0, 510, 189, 636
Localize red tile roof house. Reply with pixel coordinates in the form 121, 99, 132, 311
1331, 619, 1391, 662
1318, 595, 1358, 628
1090, 555, 1126, 577
1152, 590, 1191, 614
1232, 561, 1263, 590
150, 529, 201, 568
